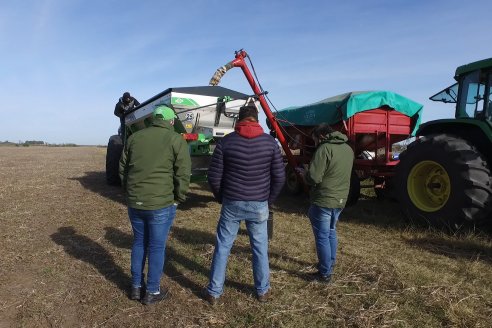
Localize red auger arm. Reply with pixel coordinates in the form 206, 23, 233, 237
209, 50, 298, 172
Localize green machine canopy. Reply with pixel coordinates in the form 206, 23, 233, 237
275, 91, 423, 135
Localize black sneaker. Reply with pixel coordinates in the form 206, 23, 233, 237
201, 288, 220, 306
142, 288, 169, 305
130, 287, 142, 300
308, 271, 331, 283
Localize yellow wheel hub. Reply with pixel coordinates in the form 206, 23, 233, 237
407, 161, 451, 212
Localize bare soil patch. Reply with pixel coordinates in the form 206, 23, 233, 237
0, 147, 491, 327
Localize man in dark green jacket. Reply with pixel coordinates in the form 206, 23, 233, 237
303, 124, 354, 282
119, 105, 191, 305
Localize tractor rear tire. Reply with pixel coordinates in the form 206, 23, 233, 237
395, 134, 492, 230
106, 135, 123, 186
285, 165, 303, 195
346, 171, 360, 207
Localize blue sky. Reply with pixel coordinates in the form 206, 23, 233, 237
1, 0, 490, 145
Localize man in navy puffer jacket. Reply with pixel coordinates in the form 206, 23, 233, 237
204, 105, 285, 304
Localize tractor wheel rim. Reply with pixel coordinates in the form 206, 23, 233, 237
407, 160, 451, 212
287, 171, 298, 189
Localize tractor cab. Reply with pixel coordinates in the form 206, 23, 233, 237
430, 58, 492, 123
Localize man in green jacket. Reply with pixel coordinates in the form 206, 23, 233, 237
303, 124, 354, 282
119, 105, 191, 304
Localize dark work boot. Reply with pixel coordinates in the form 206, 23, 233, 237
202, 288, 220, 306
256, 289, 272, 303
142, 288, 169, 305
130, 286, 142, 300
308, 271, 332, 283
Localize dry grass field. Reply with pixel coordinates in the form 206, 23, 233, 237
0, 146, 491, 327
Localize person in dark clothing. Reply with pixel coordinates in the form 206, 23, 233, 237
204, 105, 285, 305
114, 92, 140, 138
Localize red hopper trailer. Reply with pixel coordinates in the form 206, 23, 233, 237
273, 91, 423, 204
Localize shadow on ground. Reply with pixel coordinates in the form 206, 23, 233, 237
70, 171, 125, 205
344, 196, 492, 236
51, 226, 130, 294
178, 192, 216, 211
404, 235, 492, 264
342, 197, 410, 230
270, 190, 310, 215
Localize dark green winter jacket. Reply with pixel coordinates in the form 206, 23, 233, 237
305, 131, 354, 208
119, 119, 191, 210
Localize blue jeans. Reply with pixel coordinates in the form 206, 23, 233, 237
308, 205, 342, 277
128, 205, 176, 293
207, 198, 270, 298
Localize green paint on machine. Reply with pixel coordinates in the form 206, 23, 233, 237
171, 97, 200, 107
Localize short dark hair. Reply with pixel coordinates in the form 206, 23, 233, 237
238, 105, 258, 122
123, 92, 131, 99
311, 124, 335, 139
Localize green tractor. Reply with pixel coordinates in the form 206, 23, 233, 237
396, 58, 492, 229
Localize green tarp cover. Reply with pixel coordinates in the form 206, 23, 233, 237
275, 91, 423, 135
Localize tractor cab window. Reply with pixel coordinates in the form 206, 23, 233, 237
457, 70, 486, 118
430, 83, 458, 103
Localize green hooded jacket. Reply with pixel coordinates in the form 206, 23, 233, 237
119, 119, 191, 210
305, 131, 354, 208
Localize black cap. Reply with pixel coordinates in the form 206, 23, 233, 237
238, 105, 258, 122
312, 124, 335, 139
123, 92, 131, 99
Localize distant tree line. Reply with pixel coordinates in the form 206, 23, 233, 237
25, 140, 45, 145
0, 140, 78, 147
46, 143, 78, 147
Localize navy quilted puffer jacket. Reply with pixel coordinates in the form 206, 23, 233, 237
207, 122, 285, 204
